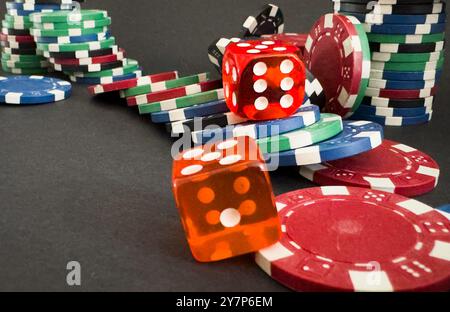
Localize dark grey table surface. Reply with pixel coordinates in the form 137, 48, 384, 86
0, 0, 449, 292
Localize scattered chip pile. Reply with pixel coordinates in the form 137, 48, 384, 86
333, 0, 446, 126
0, 0, 81, 74
29, 8, 142, 84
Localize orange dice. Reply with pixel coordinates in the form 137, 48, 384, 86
172, 137, 281, 262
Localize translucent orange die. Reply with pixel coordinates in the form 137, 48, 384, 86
172, 137, 281, 262
222, 39, 306, 121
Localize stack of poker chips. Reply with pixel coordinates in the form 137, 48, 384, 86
0, 0, 77, 75
333, 0, 446, 126
29, 9, 142, 84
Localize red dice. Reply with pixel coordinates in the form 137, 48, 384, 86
222, 40, 306, 121
172, 137, 281, 262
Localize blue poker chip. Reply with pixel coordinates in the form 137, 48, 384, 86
363, 22, 446, 35
6, 2, 72, 11
437, 204, 450, 214
7, 9, 54, 16
343, 12, 447, 25
368, 78, 438, 90
35, 32, 111, 44
264, 120, 384, 167
68, 70, 143, 85
351, 112, 433, 126
370, 69, 442, 81
192, 104, 321, 144
356, 104, 432, 118
0, 75, 72, 104
151, 100, 228, 124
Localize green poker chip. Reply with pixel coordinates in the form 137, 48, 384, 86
36, 37, 116, 52
1, 53, 46, 62
1, 64, 48, 74
138, 88, 225, 115
30, 10, 108, 23
5, 14, 31, 24
367, 32, 445, 44
371, 57, 444, 72
1, 59, 49, 69
371, 50, 444, 63
32, 17, 112, 30
257, 114, 344, 154
66, 59, 139, 78
122, 73, 211, 98
2, 20, 33, 30
30, 26, 109, 37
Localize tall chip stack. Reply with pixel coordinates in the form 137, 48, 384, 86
332, 0, 446, 126
29, 9, 142, 84
0, 0, 80, 75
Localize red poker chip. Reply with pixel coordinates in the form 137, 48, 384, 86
87, 71, 179, 95
256, 187, 450, 292
299, 139, 440, 197
366, 86, 438, 99
0, 33, 34, 43
126, 79, 223, 107
50, 49, 126, 66
303, 14, 368, 117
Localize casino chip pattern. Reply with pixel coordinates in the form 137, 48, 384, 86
333, 0, 447, 126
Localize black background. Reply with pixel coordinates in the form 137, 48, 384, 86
0, 0, 449, 292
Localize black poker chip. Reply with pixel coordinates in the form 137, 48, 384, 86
0, 40, 37, 49
333, 2, 445, 15
207, 37, 241, 73
370, 41, 445, 54
45, 46, 119, 59
361, 96, 434, 109
305, 69, 327, 110
2, 46, 39, 55
1, 28, 31, 36
52, 59, 125, 73
240, 3, 284, 38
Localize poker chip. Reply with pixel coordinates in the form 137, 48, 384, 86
0, 33, 34, 42
363, 22, 446, 35
30, 10, 108, 23
351, 111, 433, 126
36, 36, 116, 52
0, 75, 71, 104
32, 17, 112, 30
257, 114, 344, 154
371, 58, 444, 72
437, 205, 450, 214
264, 120, 383, 167
125, 79, 222, 106
347, 12, 447, 25
1, 27, 30, 36
304, 14, 371, 118
334, 2, 445, 15
2, 46, 40, 55
300, 139, 440, 197
207, 37, 241, 72
138, 88, 225, 115
361, 96, 434, 108
365, 86, 438, 99
43, 45, 119, 59
123, 73, 210, 99
368, 78, 437, 90
152, 100, 229, 124
369, 41, 445, 53
68, 70, 143, 85
88, 71, 179, 95
1, 58, 49, 68
5, 2, 72, 11
191, 104, 321, 144
49, 49, 125, 65
1, 64, 48, 74
370, 69, 442, 81
366, 32, 445, 44
1, 52, 45, 62
51, 58, 125, 72
371, 50, 444, 63
240, 4, 284, 38
1, 39, 37, 49
305, 69, 326, 110
68, 58, 139, 78
356, 103, 433, 117
31, 26, 109, 38
256, 186, 450, 291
